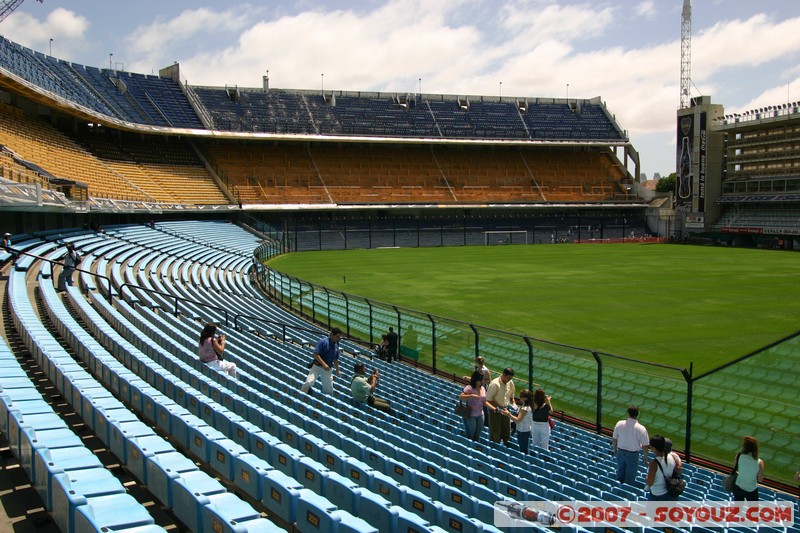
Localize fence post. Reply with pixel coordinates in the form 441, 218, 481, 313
366, 299, 373, 343
684, 363, 693, 463
310, 282, 316, 323
342, 293, 350, 336
524, 337, 533, 392
469, 324, 479, 360
393, 305, 401, 355
592, 351, 603, 434
428, 314, 437, 373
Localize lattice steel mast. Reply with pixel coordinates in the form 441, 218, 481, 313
0, 0, 41, 23
680, 0, 692, 109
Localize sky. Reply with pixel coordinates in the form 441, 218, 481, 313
3, 0, 800, 179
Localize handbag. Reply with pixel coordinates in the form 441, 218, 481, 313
722, 454, 740, 492
548, 416, 555, 431
655, 453, 686, 497
455, 401, 470, 418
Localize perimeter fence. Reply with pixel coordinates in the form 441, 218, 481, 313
252, 243, 800, 487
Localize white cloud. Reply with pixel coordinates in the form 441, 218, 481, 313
178, 2, 489, 91
499, 2, 615, 44
635, 1, 657, 19
123, 7, 254, 74
692, 14, 800, 78
3, 8, 90, 59
732, 75, 800, 114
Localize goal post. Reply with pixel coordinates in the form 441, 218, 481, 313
484, 230, 529, 245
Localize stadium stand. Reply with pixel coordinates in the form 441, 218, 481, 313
1, 32, 637, 207
4, 221, 796, 533
0, 104, 153, 201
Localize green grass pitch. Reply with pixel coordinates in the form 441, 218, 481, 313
268, 243, 800, 374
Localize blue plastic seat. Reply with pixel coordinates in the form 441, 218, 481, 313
357, 490, 400, 533
411, 470, 446, 502
249, 430, 281, 463
154, 401, 192, 436
363, 449, 393, 477
92, 405, 140, 447
233, 453, 273, 501
386, 455, 414, 488
297, 456, 331, 495
298, 431, 327, 462
400, 487, 443, 526
171, 470, 227, 533
109, 420, 156, 464
439, 502, 486, 533
0, 396, 49, 437
212, 409, 245, 437
343, 457, 375, 489
339, 435, 366, 462
259, 471, 305, 524
321, 470, 361, 515
271, 442, 304, 479
441, 484, 477, 519
230, 418, 262, 448
73, 493, 156, 533
17, 426, 82, 481
370, 470, 406, 506
126, 434, 176, 484
295, 490, 340, 532
395, 505, 432, 533
319, 443, 350, 476
8, 410, 67, 457
146, 451, 199, 508
187, 424, 227, 463
202, 492, 262, 533
208, 437, 244, 481
51, 467, 127, 533
34, 445, 104, 510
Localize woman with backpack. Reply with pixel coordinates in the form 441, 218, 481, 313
646, 435, 683, 501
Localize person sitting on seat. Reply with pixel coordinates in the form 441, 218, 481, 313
350, 362, 392, 414
198, 323, 237, 378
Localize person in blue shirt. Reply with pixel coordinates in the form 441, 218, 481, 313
300, 327, 343, 394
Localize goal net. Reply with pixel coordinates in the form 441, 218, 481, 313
484, 230, 528, 245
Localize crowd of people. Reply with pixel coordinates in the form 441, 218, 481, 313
454, 356, 771, 502
458, 357, 556, 454
191, 321, 775, 503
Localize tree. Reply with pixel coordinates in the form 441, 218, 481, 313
656, 173, 677, 193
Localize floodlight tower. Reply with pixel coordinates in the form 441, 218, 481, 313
680, 0, 692, 109
0, 0, 41, 24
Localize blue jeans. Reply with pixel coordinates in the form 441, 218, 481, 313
463, 414, 484, 441
517, 430, 531, 454
615, 449, 640, 484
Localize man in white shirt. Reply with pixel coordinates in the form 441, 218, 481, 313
612, 405, 650, 484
